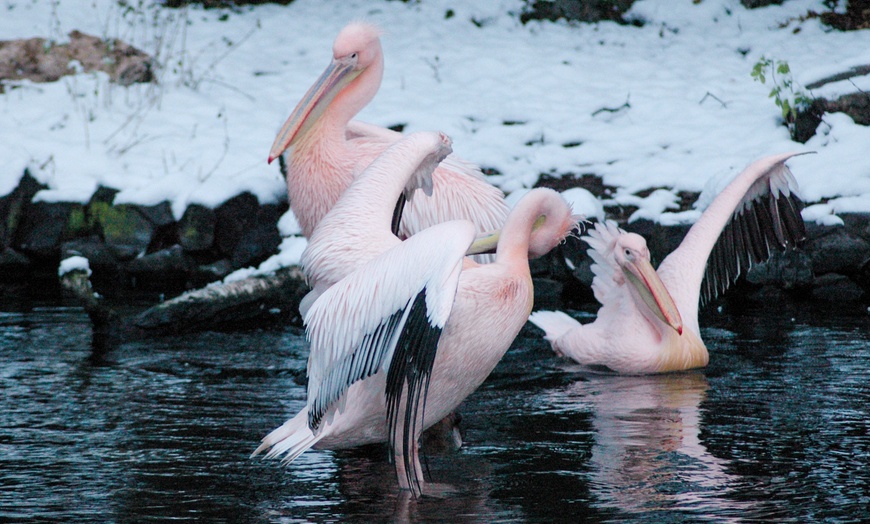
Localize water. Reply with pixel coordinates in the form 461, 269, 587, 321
1, 297, 868, 522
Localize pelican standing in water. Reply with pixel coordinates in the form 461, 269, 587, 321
254, 187, 578, 497
530, 153, 808, 374
268, 22, 508, 240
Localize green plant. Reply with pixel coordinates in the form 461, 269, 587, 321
751, 56, 813, 127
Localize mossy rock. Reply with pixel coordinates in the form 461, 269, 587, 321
91, 202, 155, 260
178, 204, 216, 252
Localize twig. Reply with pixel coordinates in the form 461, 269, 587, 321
592, 96, 631, 116
699, 91, 728, 108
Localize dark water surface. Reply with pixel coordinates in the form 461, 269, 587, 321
1, 297, 868, 522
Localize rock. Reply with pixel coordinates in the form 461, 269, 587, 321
804, 225, 870, 275
745, 249, 814, 290
0, 31, 153, 87
740, 0, 784, 8
125, 244, 195, 282
0, 247, 29, 271
520, 0, 638, 24
231, 203, 285, 268
61, 236, 119, 271
0, 170, 46, 250
214, 192, 260, 257
811, 273, 865, 302
14, 201, 78, 258
178, 204, 216, 252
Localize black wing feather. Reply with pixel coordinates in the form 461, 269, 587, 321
385, 288, 443, 497
308, 309, 405, 430
699, 179, 807, 309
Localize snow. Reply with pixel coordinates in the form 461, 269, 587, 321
2, 0, 869, 275
58, 255, 91, 277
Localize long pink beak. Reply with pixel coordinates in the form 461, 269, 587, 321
268, 60, 360, 164
623, 258, 684, 335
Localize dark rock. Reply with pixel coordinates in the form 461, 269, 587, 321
811, 273, 865, 302
230, 203, 284, 268
624, 218, 691, 266
178, 204, 216, 252
0, 170, 47, 249
62, 236, 118, 269
740, 0, 784, 8
135, 201, 175, 229
126, 244, 195, 277
521, 0, 638, 24
214, 192, 260, 257
162, 0, 294, 7
14, 201, 78, 258
0, 247, 29, 270
804, 225, 870, 275
93, 203, 155, 260
792, 99, 825, 143
745, 249, 814, 290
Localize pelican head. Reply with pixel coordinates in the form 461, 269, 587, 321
268, 22, 384, 163
613, 233, 684, 335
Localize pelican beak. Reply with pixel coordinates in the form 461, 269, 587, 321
467, 229, 500, 255
465, 215, 549, 256
268, 59, 362, 163
623, 258, 684, 335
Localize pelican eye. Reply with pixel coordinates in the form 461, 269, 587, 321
624, 248, 632, 257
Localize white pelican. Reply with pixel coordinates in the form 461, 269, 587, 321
253, 188, 578, 497
268, 22, 508, 241
530, 153, 808, 374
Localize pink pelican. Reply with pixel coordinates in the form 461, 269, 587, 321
530, 153, 807, 374
268, 21, 508, 240
299, 131, 454, 314
253, 187, 578, 497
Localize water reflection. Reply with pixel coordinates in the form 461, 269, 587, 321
2, 302, 869, 521
541, 371, 750, 519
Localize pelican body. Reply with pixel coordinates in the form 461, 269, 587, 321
269, 22, 508, 241
254, 187, 577, 497
530, 153, 808, 374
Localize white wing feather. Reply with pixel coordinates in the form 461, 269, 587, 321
303, 220, 476, 430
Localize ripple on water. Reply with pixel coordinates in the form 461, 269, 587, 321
1, 302, 869, 521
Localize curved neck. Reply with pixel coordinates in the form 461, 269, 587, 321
497, 189, 567, 266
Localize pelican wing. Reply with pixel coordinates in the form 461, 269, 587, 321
658, 153, 808, 310
584, 220, 628, 307
303, 220, 475, 432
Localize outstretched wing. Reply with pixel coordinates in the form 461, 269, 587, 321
658, 153, 808, 312
303, 220, 476, 434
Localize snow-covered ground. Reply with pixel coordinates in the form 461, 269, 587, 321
2, 0, 869, 269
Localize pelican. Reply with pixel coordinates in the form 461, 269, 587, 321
530, 153, 807, 374
268, 21, 508, 240
299, 130, 454, 314
253, 187, 578, 497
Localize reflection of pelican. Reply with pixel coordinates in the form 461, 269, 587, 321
558, 372, 748, 516
530, 153, 807, 373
